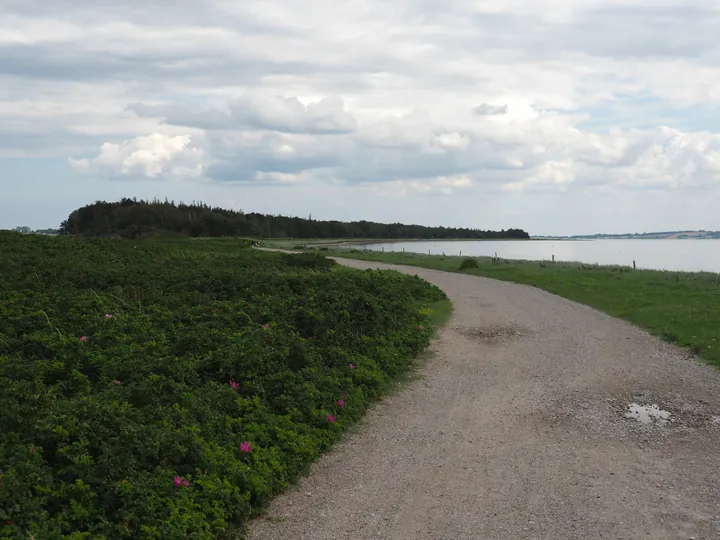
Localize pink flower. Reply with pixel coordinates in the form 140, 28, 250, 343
113, 379, 120, 385
348, 363, 355, 369
182, 479, 190, 487
263, 323, 269, 329
105, 313, 112, 319
80, 336, 87, 342
418, 324, 423, 330
240, 441, 252, 453
328, 414, 336, 423
174, 476, 183, 487
81, 273, 87, 278
229, 380, 239, 390
337, 399, 345, 408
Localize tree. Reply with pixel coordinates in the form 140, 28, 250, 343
59, 199, 531, 240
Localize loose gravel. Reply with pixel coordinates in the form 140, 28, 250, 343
249, 258, 720, 540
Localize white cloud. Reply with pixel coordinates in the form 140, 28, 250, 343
432, 132, 470, 151
502, 161, 576, 192
474, 103, 508, 116
69, 133, 205, 179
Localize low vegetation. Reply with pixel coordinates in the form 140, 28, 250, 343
315, 247, 720, 369
0, 232, 447, 537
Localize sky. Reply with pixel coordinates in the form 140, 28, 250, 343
2, 0, 720, 236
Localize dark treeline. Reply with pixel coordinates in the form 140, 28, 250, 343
60, 198, 530, 240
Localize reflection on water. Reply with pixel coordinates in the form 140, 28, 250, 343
359, 239, 720, 272
624, 403, 672, 426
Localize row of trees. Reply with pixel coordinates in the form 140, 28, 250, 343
59, 198, 530, 240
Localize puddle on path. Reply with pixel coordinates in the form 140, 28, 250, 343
625, 403, 672, 426
456, 324, 528, 345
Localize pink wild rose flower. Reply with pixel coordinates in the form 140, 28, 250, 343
182, 479, 190, 487
328, 414, 336, 423
229, 380, 240, 390
418, 324, 423, 330
240, 441, 252, 453
113, 379, 121, 385
80, 336, 87, 342
173, 476, 183, 487
348, 363, 356, 369
105, 313, 112, 319
263, 323, 269, 329
337, 399, 345, 408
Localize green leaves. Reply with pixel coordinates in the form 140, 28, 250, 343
0, 233, 443, 537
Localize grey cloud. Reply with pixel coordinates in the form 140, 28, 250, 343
406, 3, 720, 64
201, 130, 351, 181
228, 95, 358, 134
190, 113, 539, 184
129, 95, 358, 134
474, 103, 508, 116
126, 103, 233, 130
563, 4, 720, 61
0, 117, 108, 156
3, 0, 305, 36
338, 146, 509, 183
0, 43, 316, 85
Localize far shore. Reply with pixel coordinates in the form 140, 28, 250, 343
293, 237, 538, 247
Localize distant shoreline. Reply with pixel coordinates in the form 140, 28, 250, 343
312, 236, 720, 247
310, 238, 540, 247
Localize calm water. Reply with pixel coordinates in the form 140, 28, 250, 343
359, 239, 720, 273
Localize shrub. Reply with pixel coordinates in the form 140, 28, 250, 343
459, 257, 479, 270
0, 232, 444, 537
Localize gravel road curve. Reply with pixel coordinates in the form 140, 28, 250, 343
249, 257, 720, 540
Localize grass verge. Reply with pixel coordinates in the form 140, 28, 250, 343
422, 299, 453, 334
319, 247, 720, 370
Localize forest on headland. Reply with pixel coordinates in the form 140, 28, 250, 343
58, 198, 530, 240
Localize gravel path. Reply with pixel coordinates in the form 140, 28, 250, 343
249, 258, 720, 540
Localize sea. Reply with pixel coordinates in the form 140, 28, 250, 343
359, 239, 720, 273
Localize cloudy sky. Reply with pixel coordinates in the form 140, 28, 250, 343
2, 0, 720, 235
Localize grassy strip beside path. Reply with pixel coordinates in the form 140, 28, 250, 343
316, 247, 720, 369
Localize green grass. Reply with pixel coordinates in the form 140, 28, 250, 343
317, 247, 720, 369
423, 299, 453, 333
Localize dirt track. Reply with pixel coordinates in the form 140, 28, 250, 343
249, 258, 720, 540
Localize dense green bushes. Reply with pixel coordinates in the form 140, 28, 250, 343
59, 198, 530, 239
0, 232, 444, 538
